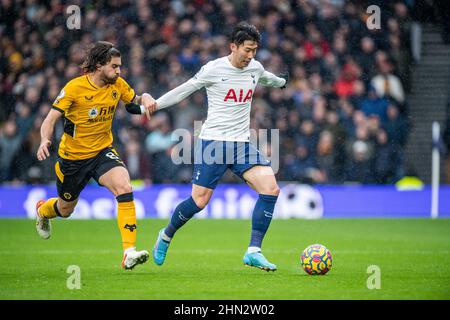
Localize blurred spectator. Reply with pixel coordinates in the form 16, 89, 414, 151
373, 128, 396, 184
15, 102, 33, 136
384, 104, 408, 147
370, 55, 405, 105
316, 130, 339, 183
334, 60, 361, 98
348, 80, 366, 110
345, 140, 374, 184
360, 85, 390, 123
0, 119, 21, 182
145, 112, 175, 154
171, 93, 204, 131
122, 139, 152, 183
295, 119, 319, 155
356, 36, 377, 82
284, 144, 318, 183
144, 112, 179, 183
324, 110, 346, 182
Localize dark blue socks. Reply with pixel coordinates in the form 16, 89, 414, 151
249, 194, 278, 249
164, 196, 202, 239
164, 193, 277, 249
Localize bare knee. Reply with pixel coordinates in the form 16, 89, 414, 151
192, 191, 211, 209
261, 184, 280, 196
112, 183, 133, 197
272, 184, 281, 196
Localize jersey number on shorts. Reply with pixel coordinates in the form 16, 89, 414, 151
106, 152, 120, 161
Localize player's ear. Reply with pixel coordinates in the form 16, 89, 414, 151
230, 42, 237, 52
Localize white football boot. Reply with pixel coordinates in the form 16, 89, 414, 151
35, 200, 51, 240
121, 248, 150, 270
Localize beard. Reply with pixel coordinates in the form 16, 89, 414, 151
102, 73, 119, 84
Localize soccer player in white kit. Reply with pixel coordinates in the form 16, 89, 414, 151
150, 22, 288, 271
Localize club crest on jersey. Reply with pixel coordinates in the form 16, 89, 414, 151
224, 89, 253, 103
111, 90, 118, 100
88, 107, 99, 118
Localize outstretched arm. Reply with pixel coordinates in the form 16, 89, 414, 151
125, 81, 200, 115
126, 62, 213, 116
155, 80, 200, 110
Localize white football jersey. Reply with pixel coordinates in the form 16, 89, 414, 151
156, 56, 286, 141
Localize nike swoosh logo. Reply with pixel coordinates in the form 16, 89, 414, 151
222, 78, 229, 81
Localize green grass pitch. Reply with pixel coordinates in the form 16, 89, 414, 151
0, 218, 449, 300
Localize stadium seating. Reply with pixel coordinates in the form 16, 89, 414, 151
0, 1, 415, 185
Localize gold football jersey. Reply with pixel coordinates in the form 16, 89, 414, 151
52, 75, 135, 160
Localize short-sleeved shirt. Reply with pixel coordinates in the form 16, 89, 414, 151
52, 75, 135, 160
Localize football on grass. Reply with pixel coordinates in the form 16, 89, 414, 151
301, 244, 332, 275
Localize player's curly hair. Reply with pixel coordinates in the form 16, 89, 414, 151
81, 41, 121, 73
230, 22, 261, 45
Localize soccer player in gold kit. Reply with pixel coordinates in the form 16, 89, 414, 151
35, 41, 156, 270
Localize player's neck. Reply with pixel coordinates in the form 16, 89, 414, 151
87, 73, 107, 88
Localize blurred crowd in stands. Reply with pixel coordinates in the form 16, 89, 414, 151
0, 0, 428, 185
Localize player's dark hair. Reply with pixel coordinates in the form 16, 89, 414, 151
81, 41, 121, 73
230, 22, 261, 46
